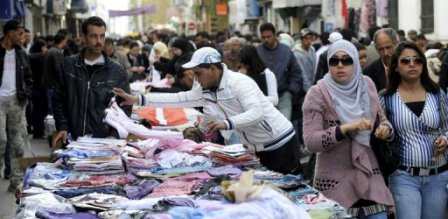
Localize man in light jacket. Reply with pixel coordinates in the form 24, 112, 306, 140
114, 47, 302, 174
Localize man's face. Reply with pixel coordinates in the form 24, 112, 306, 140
83, 25, 106, 54
193, 65, 219, 89
375, 32, 396, 66
302, 34, 314, 50
8, 28, 25, 46
260, 30, 276, 48
104, 43, 114, 56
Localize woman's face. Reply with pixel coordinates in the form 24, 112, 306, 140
171, 47, 183, 57
329, 51, 355, 84
397, 48, 423, 82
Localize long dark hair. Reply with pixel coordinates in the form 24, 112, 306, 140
385, 42, 439, 95
239, 45, 266, 76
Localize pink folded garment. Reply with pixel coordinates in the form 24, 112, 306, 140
63, 174, 135, 188
148, 172, 211, 197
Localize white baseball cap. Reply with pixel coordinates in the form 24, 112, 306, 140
182, 47, 222, 69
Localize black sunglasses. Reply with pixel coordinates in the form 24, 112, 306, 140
399, 56, 423, 65
329, 57, 354, 67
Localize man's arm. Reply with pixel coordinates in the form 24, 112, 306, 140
226, 78, 265, 129
138, 80, 204, 108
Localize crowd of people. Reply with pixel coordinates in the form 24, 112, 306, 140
0, 15, 447, 219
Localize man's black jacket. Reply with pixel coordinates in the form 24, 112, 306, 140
364, 58, 387, 92
0, 45, 32, 105
53, 51, 132, 139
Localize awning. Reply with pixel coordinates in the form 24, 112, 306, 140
0, 0, 14, 20
273, 0, 321, 9
0, 0, 26, 20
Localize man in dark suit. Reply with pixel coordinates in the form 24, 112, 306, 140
364, 28, 399, 92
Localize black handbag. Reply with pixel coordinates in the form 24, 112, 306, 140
370, 94, 400, 180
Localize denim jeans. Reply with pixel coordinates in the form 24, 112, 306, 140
358, 211, 387, 219
277, 91, 292, 120
389, 169, 448, 219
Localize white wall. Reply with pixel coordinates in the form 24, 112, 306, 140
398, 0, 421, 33
433, 0, 448, 41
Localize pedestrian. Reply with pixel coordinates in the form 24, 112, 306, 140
114, 47, 302, 175
52, 16, 131, 146
0, 20, 32, 192
364, 28, 399, 91
256, 23, 303, 120
381, 42, 448, 219
29, 38, 49, 139
293, 28, 316, 93
127, 41, 149, 82
302, 40, 394, 219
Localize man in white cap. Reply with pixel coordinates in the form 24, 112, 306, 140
114, 47, 302, 174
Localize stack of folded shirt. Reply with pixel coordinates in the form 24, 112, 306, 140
54, 138, 125, 174
201, 144, 259, 166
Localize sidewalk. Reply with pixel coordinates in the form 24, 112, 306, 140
0, 137, 51, 219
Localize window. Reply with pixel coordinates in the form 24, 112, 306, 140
421, 0, 434, 33
388, 0, 399, 29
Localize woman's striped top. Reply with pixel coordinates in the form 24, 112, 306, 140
380, 91, 448, 168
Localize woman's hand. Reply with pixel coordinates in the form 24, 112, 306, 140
434, 136, 448, 156
374, 122, 392, 140
113, 88, 138, 106
340, 118, 372, 135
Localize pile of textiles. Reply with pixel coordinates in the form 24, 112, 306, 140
17, 136, 348, 219
54, 138, 125, 175
200, 143, 258, 166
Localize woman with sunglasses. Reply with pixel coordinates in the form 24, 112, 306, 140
303, 40, 394, 219
381, 42, 448, 219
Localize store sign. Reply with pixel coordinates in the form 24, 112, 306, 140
216, 3, 228, 16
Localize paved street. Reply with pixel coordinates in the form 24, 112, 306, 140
0, 137, 51, 219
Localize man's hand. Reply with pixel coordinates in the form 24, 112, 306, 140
52, 131, 67, 148
113, 88, 139, 106
207, 121, 227, 132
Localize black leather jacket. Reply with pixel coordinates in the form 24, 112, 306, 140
53, 51, 131, 139
0, 45, 32, 105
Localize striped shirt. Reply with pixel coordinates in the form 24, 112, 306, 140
381, 91, 448, 168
